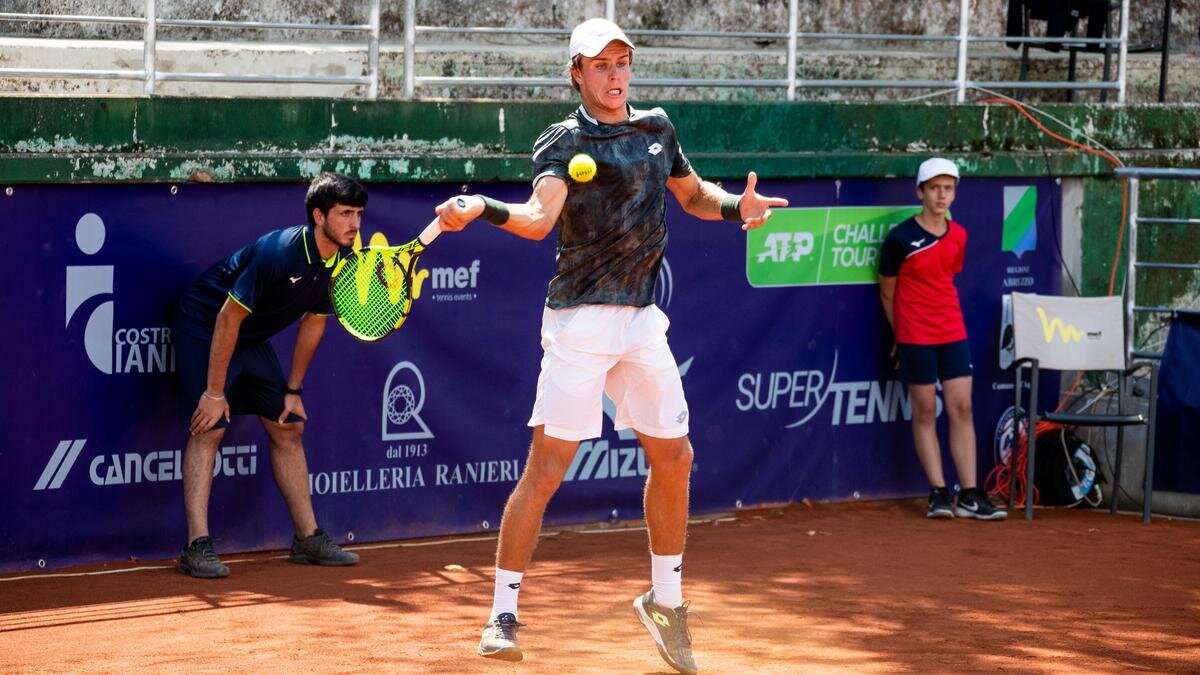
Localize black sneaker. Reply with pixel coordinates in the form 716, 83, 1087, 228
288, 528, 360, 565
927, 487, 954, 519
178, 536, 230, 578
478, 612, 524, 661
954, 487, 1008, 520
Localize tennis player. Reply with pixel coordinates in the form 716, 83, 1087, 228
434, 17, 788, 675
878, 158, 1007, 521
171, 172, 365, 578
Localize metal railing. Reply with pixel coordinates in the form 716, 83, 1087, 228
1115, 167, 1200, 360
1, 0, 1132, 102
403, 0, 1130, 103
0, 0, 381, 97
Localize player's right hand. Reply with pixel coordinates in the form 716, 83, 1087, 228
190, 393, 230, 436
434, 196, 481, 232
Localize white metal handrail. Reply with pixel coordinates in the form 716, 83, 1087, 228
1114, 167, 1200, 360
1, 0, 1131, 103
0, 0, 381, 97
402, 0, 1130, 102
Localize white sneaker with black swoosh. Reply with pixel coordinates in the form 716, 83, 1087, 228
954, 487, 1008, 520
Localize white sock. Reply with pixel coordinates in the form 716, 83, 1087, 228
651, 553, 683, 608
490, 567, 524, 621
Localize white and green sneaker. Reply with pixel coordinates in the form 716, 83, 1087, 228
633, 590, 697, 675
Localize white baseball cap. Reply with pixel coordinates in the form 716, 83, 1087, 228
569, 18, 635, 59
916, 157, 960, 187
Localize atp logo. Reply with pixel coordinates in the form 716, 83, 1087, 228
756, 232, 814, 263
1036, 306, 1098, 344
382, 360, 433, 441
65, 213, 174, 375
747, 207, 910, 287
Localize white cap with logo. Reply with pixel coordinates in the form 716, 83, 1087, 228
569, 18, 636, 59
916, 157, 960, 187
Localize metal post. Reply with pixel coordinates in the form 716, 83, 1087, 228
1017, 3, 1030, 102
1125, 177, 1139, 362
1143, 363, 1158, 523
1117, 0, 1129, 103
605, 0, 615, 21
1065, 26, 1078, 103
1009, 363, 1024, 509
143, 0, 156, 95
786, 0, 798, 101
403, 0, 415, 98
1158, 0, 1172, 102
1114, 374, 1126, 511
1100, 10, 1113, 103
1025, 362, 1039, 521
367, 0, 380, 99
955, 0, 969, 103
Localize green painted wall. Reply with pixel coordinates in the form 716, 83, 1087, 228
5, 98, 1199, 183
3, 97, 1198, 311
1081, 176, 1200, 351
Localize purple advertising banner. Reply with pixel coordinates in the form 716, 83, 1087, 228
0, 177, 1060, 572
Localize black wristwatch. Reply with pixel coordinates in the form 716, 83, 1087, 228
284, 386, 303, 396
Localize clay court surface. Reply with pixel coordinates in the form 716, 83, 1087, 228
2, 500, 1198, 673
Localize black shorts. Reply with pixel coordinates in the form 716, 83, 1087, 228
174, 330, 304, 429
896, 340, 973, 386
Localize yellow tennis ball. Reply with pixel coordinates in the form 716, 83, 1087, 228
568, 153, 597, 183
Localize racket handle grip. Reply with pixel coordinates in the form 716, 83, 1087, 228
419, 216, 443, 246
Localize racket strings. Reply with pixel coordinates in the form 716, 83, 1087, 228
374, 253, 413, 306
331, 243, 424, 340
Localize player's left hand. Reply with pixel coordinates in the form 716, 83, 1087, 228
738, 171, 790, 231
279, 393, 308, 424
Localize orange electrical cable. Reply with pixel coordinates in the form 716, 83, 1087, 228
985, 419, 1063, 505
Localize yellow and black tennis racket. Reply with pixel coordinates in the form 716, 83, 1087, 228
329, 217, 443, 342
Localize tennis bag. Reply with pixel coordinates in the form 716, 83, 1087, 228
1033, 426, 1104, 507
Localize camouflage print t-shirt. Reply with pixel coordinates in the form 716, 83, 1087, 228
531, 104, 693, 309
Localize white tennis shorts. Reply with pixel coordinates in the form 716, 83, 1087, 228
528, 304, 690, 442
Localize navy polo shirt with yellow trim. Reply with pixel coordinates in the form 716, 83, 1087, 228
174, 225, 348, 347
